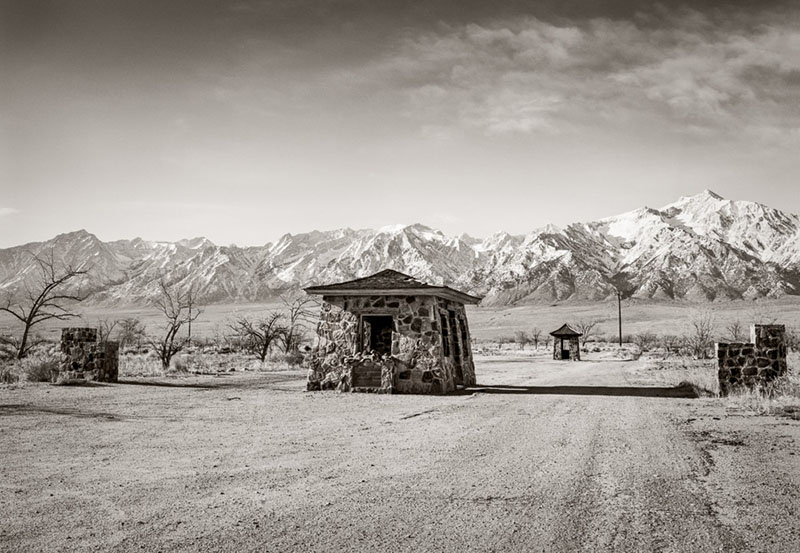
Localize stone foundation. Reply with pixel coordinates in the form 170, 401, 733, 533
716, 324, 787, 396
306, 294, 476, 394
59, 327, 119, 383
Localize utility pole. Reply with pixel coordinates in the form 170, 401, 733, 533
616, 289, 623, 347
187, 285, 194, 347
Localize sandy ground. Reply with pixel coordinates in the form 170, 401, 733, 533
1, 354, 799, 552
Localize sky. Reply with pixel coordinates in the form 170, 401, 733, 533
1, 0, 799, 247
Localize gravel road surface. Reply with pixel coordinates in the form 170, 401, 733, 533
1, 358, 798, 552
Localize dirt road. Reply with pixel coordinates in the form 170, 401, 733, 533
1, 358, 798, 552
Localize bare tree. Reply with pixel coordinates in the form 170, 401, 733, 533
572, 319, 599, 348
514, 330, 530, 350
0, 251, 87, 359
229, 312, 286, 361
185, 283, 200, 347
686, 309, 715, 359
96, 318, 119, 343
725, 319, 745, 342
530, 327, 542, 350
280, 296, 316, 353
148, 279, 202, 369
117, 317, 146, 350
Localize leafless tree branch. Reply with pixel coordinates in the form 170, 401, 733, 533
0, 250, 88, 358
572, 319, 599, 348
147, 278, 203, 369
228, 312, 286, 361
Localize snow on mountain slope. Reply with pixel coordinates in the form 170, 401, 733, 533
661, 190, 800, 264
1, 192, 799, 306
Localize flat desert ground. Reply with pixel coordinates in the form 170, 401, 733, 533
4, 297, 800, 344
2, 351, 799, 552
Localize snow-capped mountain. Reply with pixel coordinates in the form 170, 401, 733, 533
1, 190, 799, 306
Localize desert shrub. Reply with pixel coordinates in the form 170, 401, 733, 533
633, 331, 658, 352
189, 335, 214, 349
658, 335, 684, 355
613, 346, 641, 361
169, 354, 189, 374
0, 337, 17, 383
119, 351, 163, 377
19, 351, 60, 382
182, 352, 220, 373
0, 335, 17, 361
283, 350, 304, 366
724, 373, 800, 416
0, 363, 19, 384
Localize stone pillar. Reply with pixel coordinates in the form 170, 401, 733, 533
716, 324, 786, 396
751, 324, 787, 378
59, 327, 119, 383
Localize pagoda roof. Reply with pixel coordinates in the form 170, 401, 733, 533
304, 269, 481, 305
550, 323, 582, 337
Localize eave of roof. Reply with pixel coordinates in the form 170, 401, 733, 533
303, 269, 482, 305
305, 286, 481, 305
549, 323, 582, 337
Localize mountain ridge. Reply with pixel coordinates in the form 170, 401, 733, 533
1, 190, 798, 306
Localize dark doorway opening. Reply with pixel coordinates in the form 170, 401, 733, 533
448, 310, 464, 385
561, 338, 570, 360
362, 316, 393, 356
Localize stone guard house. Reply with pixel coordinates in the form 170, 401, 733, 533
304, 269, 481, 394
550, 323, 581, 361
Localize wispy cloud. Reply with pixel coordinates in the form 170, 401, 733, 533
362, 6, 800, 139
0, 207, 19, 217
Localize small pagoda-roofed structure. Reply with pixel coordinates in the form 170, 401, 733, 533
304, 269, 481, 394
550, 323, 582, 361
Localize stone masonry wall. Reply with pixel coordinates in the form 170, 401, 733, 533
716, 324, 787, 396
306, 294, 475, 394
59, 327, 119, 383
553, 337, 581, 361
435, 298, 476, 387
